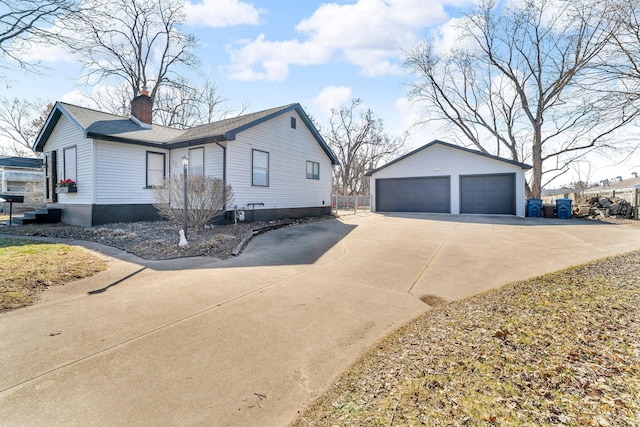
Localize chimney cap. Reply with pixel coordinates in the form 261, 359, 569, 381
140, 86, 149, 97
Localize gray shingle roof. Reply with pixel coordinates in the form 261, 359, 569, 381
34, 101, 339, 165
60, 103, 184, 144
174, 104, 297, 143
0, 157, 42, 168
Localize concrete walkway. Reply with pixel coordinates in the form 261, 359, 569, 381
1, 214, 639, 426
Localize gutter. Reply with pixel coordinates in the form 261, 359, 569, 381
214, 140, 227, 211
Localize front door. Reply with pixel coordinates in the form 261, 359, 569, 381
45, 151, 57, 203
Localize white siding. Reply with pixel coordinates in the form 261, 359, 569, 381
41, 114, 94, 205
370, 144, 527, 216
226, 111, 332, 210
169, 144, 223, 180
95, 140, 169, 204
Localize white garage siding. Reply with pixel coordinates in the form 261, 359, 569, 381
369, 141, 529, 217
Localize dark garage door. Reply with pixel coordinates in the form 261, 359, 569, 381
460, 173, 515, 215
376, 176, 450, 213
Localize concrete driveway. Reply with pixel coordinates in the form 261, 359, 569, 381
2, 214, 640, 426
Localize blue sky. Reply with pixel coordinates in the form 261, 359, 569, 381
3, 0, 638, 184
4, 0, 470, 142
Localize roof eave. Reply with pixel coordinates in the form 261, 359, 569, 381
366, 139, 531, 175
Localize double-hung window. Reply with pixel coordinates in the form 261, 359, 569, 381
252, 150, 269, 187
146, 152, 165, 187
188, 147, 204, 176
306, 161, 319, 180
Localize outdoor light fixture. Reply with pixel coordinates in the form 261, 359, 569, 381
182, 155, 189, 240
433, 167, 440, 172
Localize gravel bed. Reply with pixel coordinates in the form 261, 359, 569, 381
0, 217, 329, 260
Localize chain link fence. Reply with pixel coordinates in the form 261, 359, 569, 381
331, 194, 371, 216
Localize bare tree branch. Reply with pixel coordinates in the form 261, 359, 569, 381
321, 99, 408, 196
405, 0, 638, 198
0, 0, 77, 77
0, 97, 52, 156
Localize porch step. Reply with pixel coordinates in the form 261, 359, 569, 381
6, 207, 63, 226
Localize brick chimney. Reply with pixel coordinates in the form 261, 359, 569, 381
130, 87, 152, 126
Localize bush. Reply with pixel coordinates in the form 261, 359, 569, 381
153, 175, 234, 229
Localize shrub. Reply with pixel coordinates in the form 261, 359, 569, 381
153, 175, 234, 229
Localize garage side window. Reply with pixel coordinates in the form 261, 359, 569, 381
306, 161, 319, 180
63, 146, 77, 182
146, 152, 165, 187
252, 149, 269, 187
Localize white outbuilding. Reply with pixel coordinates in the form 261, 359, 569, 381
366, 140, 532, 217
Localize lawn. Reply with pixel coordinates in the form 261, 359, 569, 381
293, 251, 640, 426
0, 238, 107, 312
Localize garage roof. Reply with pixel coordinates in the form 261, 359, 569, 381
365, 139, 532, 176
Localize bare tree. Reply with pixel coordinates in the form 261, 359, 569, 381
0, 0, 76, 77
322, 99, 407, 196
67, 0, 198, 106
0, 97, 52, 156
154, 78, 248, 128
405, 0, 639, 198
606, 1, 640, 111
153, 175, 234, 229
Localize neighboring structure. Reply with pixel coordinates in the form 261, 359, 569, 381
0, 157, 44, 208
33, 95, 338, 226
366, 140, 532, 217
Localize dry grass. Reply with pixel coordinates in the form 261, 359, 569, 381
293, 251, 640, 426
0, 238, 107, 312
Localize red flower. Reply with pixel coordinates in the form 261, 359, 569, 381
58, 178, 76, 187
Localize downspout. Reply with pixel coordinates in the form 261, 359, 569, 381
213, 139, 227, 213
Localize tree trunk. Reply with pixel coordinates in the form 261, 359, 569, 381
530, 126, 543, 199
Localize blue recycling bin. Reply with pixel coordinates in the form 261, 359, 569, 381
526, 199, 542, 217
556, 198, 572, 219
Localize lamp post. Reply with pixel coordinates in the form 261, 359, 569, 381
182, 155, 189, 239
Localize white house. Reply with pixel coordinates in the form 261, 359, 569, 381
366, 140, 532, 217
0, 157, 44, 208
33, 94, 338, 226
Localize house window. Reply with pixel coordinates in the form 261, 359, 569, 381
188, 147, 204, 176
252, 149, 269, 187
306, 161, 320, 180
146, 152, 165, 187
291, 117, 296, 129
63, 146, 77, 182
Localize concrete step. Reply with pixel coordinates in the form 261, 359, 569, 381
10, 216, 36, 225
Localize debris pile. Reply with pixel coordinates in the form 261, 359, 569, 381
573, 196, 636, 219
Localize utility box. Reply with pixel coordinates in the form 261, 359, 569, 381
542, 204, 556, 218
556, 198, 572, 219
526, 199, 542, 217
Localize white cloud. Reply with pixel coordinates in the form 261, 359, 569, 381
310, 86, 353, 117
185, 0, 263, 27
228, 34, 331, 81
227, 0, 475, 81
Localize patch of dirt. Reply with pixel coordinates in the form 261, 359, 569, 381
419, 294, 449, 306
0, 216, 331, 260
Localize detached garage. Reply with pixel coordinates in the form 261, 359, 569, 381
367, 140, 532, 216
